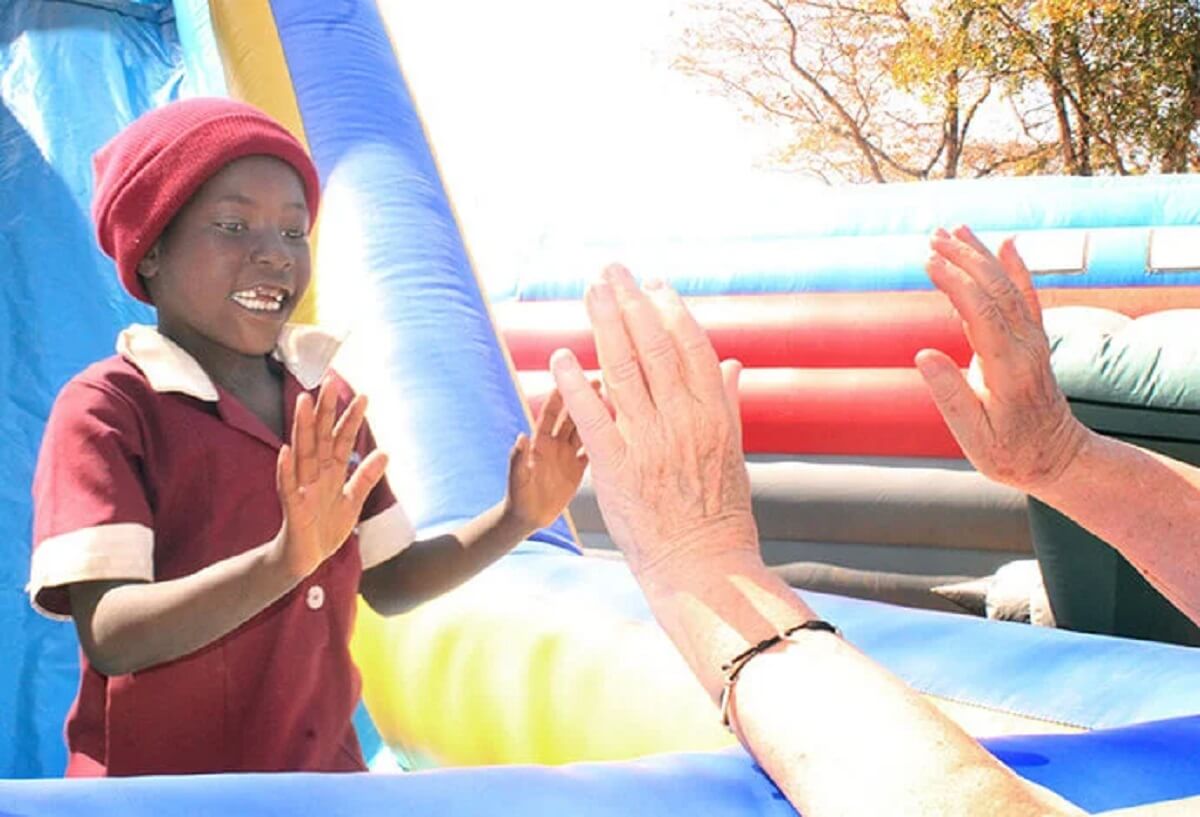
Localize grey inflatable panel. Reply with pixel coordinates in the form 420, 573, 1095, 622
570, 459, 1031, 553
768, 561, 976, 614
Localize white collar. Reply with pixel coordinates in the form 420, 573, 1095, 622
116, 324, 343, 401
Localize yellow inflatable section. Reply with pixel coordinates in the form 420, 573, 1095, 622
351, 555, 735, 767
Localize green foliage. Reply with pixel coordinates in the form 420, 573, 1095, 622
677, 0, 1200, 182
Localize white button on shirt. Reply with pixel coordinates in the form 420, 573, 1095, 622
306, 585, 325, 611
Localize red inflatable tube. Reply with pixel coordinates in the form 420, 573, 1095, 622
497, 286, 1200, 371
519, 368, 963, 458
497, 292, 966, 370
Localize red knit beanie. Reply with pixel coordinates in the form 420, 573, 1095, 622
92, 97, 321, 304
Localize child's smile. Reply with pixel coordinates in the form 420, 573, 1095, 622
230, 283, 292, 315
138, 154, 313, 365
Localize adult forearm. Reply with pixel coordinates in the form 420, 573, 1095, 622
361, 499, 534, 616
71, 533, 298, 676
734, 634, 1081, 817
635, 546, 818, 699
636, 548, 1080, 817
1035, 430, 1200, 624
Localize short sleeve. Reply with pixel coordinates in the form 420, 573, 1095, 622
354, 415, 415, 571
29, 380, 155, 619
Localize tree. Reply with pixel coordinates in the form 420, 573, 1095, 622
677, 0, 1200, 182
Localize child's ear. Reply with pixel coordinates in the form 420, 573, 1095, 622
137, 242, 162, 281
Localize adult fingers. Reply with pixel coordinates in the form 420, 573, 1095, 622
605, 266, 686, 408
647, 281, 724, 402
998, 237, 1043, 326
551, 347, 626, 473
934, 228, 1030, 327
585, 273, 654, 420
926, 254, 1011, 362
332, 394, 369, 466
292, 392, 319, 485
950, 224, 991, 257
915, 349, 989, 462
343, 450, 389, 508
555, 380, 601, 436
720, 358, 744, 444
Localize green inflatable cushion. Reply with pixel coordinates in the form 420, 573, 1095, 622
1033, 306, 1200, 646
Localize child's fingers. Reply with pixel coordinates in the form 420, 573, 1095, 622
276, 444, 298, 502
293, 393, 319, 485
315, 381, 337, 467
343, 449, 389, 507
332, 394, 369, 465
537, 390, 565, 441
508, 433, 530, 479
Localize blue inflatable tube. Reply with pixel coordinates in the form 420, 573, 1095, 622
679, 175, 1200, 239
264, 0, 576, 551
2, 716, 1200, 817
508, 226, 1197, 300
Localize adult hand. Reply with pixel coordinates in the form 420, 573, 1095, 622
504, 388, 590, 532
275, 383, 389, 579
918, 225, 1089, 494
550, 265, 756, 578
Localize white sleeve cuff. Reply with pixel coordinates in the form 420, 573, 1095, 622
28, 523, 155, 619
358, 503, 416, 570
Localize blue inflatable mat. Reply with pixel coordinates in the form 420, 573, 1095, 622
2, 716, 1198, 816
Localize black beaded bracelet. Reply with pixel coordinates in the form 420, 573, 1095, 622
718, 620, 840, 729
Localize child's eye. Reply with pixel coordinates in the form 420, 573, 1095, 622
215, 221, 246, 233
282, 228, 308, 240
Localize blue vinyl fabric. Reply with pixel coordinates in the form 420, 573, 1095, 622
0, 0, 177, 778
489, 549, 1200, 732
3, 1, 1200, 813
509, 225, 1198, 300
504, 174, 1200, 301
265, 0, 577, 551
0, 699, 1197, 816
1, 717, 1199, 816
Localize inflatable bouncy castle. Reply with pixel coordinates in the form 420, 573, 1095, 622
3, 2, 1200, 814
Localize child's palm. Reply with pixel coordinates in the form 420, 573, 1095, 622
508, 389, 589, 530
276, 386, 388, 579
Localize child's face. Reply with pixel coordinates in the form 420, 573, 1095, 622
141, 155, 312, 357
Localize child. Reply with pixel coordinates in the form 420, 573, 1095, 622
27, 98, 588, 777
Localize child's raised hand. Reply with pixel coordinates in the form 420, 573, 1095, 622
505, 388, 591, 532
274, 383, 389, 580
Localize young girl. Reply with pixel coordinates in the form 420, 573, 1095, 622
28, 98, 588, 777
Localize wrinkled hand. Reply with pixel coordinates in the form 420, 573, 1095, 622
550, 264, 756, 577
918, 225, 1088, 493
505, 388, 590, 531
275, 383, 389, 580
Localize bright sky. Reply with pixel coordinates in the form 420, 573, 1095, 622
376, 0, 821, 293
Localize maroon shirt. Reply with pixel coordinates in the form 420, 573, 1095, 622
29, 325, 414, 776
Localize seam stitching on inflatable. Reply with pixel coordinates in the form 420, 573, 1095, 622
920, 690, 1088, 731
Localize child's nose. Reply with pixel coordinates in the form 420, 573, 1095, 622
250, 229, 294, 270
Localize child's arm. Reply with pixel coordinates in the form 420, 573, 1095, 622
69, 385, 387, 676
359, 390, 587, 616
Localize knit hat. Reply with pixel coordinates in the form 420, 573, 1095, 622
92, 97, 321, 304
